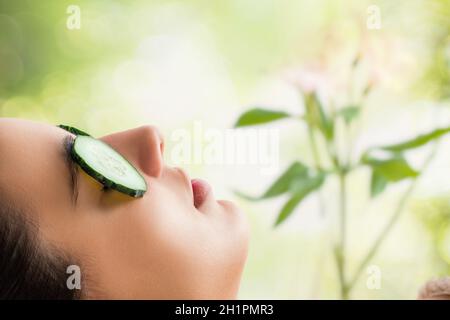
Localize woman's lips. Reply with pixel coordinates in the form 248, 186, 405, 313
191, 179, 211, 208
174, 167, 212, 209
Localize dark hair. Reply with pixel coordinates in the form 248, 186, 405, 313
0, 195, 81, 299
418, 277, 450, 300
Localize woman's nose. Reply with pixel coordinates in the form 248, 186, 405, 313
100, 125, 165, 178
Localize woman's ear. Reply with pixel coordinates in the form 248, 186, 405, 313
418, 277, 450, 300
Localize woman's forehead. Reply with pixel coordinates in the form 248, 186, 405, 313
0, 118, 58, 140
0, 119, 61, 171
0, 119, 67, 158
0, 118, 69, 209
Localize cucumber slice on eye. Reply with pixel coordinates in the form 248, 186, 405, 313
58, 125, 91, 137
71, 135, 147, 198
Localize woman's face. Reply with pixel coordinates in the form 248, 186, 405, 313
0, 118, 249, 299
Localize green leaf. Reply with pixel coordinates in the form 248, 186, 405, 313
370, 171, 388, 198
234, 162, 309, 201
261, 162, 309, 198
336, 106, 360, 125
274, 172, 325, 226
304, 92, 334, 141
378, 127, 450, 152
363, 154, 418, 198
233, 190, 260, 201
234, 108, 291, 127
363, 155, 418, 182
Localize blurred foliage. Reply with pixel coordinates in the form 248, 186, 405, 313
235, 66, 450, 297
413, 197, 450, 275
418, 0, 450, 99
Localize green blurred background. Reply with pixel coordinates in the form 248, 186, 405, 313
1, 0, 450, 299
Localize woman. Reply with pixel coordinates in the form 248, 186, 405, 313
0, 118, 249, 299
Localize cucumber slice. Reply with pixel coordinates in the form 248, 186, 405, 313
71, 135, 147, 197
58, 125, 91, 137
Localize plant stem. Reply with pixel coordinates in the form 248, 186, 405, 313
307, 126, 321, 170
347, 181, 414, 291
324, 131, 349, 298
328, 112, 350, 299
346, 144, 438, 292
336, 170, 349, 299
307, 125, 327, 218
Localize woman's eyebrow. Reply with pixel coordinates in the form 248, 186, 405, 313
62, 135, 79, 206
